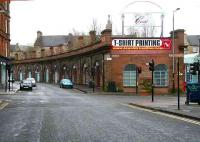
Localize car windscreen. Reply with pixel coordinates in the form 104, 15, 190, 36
62, 79, 72, 83
23, 80, 31, 83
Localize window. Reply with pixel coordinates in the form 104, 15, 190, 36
123, 64, 136, 87
154, 64, 168, 87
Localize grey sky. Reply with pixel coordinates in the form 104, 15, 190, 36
10, 0, 200, 45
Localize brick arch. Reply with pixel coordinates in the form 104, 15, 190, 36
44, 64, 51, 83
71, 64, 78, 84
82, 62, 89, 85
61, 64, 70, 79
17, 65, 26, 81
26, 65, 34, 78
33, 64, 42, 82
52, 63, 60, 84
94, 61, 101, 87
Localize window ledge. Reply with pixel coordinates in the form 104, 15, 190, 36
154, 86, 168, 88
123, 86, 136, 88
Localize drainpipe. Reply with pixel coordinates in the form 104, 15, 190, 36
102, 53, 105, 91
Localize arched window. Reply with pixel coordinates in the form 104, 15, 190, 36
154, 64, 168, 86
123, 64, 136, 87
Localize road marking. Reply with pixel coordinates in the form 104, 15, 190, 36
0, 102, 9, 110
121, 104, 200, 126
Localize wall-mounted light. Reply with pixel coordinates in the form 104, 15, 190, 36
96, 62, 99, 66
84, 64, 87, 68
73, 65, 76, 69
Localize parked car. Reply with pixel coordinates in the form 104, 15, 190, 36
20, 80, 32, 90
26, 78, 36, 87
60, 79, 73, 89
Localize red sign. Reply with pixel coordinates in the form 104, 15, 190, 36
112, 38, 171, 50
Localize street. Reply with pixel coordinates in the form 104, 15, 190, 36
0, 83, 199, 142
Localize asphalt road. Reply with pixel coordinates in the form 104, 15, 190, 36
0, 83, 199, 142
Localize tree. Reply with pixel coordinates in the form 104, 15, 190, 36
90, 18, 101, 35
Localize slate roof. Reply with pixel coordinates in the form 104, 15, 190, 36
34, 35, 70, 47
10, 44, 20, 52
187, 35, 200, 46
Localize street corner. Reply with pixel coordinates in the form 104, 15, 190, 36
127, 102, 200, 122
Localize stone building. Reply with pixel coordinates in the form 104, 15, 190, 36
184, 35, 200, 83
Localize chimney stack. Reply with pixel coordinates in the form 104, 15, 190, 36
37, 31, 42, 38
89, 30, 96, 43
78, 36, 84, 47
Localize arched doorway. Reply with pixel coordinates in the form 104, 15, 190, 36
72, 65, 77, 84
55, 71, 59, 84
19, 70, 23, 81
83, 63, 88, 85
45, 68, 49, 83
53, 65, 59, 84
62, 66, 70, 79
95, 62, 101, 87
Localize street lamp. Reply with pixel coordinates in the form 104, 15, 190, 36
122, 14, 125, 36
172, 8, 180, 91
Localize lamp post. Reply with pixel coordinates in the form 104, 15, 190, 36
122, 14, 125, 36
172, 8, 180, 91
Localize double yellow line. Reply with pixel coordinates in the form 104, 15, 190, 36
0, 101, 9, 110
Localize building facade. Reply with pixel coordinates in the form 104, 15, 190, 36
184, 35, 200, 83
0, 1, 10, 89
11, 27, 186, 94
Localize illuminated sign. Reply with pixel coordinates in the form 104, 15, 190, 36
112, 38, 171, 50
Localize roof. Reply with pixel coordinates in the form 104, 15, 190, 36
187, 35, 200, 46
10, 44, 21, 52
34, 35, 70, 47
10, 44, 33, 52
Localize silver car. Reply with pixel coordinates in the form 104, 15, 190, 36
20, 80, 32, 90
26, 78, 36, 87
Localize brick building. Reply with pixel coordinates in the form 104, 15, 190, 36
11, 22, 186, 94
0, 1, 10, 88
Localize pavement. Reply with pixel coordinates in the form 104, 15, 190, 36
74, 84, 200, 121
0, 82, 20, 95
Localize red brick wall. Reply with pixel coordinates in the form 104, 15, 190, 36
105, 54, 172, 94
104, 29, 185, 94
0, 2, 10, 57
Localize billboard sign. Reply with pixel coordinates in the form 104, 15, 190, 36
112, 38, 171, 50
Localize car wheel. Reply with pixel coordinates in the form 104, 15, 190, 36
30, 87, 32, 91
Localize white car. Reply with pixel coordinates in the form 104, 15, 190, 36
26, 78, 36, 87
20, 80, 32, 90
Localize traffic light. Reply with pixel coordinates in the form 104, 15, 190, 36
149, 59, 154, 71
91, 67, 95, 76
6, 64, 10, 70
190, 62, 199, 75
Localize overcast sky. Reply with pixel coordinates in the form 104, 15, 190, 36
10, 0, 200, 45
